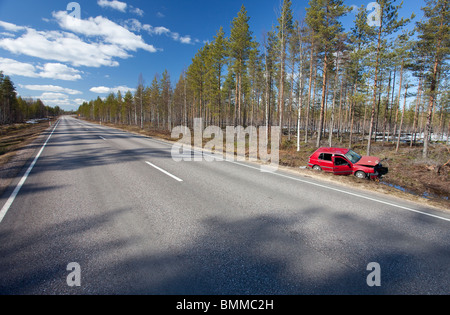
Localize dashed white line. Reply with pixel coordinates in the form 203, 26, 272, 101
145, 161, 183, 182
0, 120, 60, 224
77, 119, 450, 223
156, 141, 450, 223
99, 136, 106, 141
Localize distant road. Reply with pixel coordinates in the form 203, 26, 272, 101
0, 116, 449, 294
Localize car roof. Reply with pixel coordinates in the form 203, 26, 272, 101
315, 147, 349, 155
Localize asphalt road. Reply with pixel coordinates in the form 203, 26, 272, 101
0, 116, 449, 295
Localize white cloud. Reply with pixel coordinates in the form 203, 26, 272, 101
89, 86, 110, 94
157, 12, 165, 18
53, 11, 157, 53
0, 57, 37, 78
1, 32, 16, 37
0, 27, 125, 67
37, 63, 82, 81
0, 20, 26, 32
74, 98, 88, 104
32, 92, 86, 109
123, 19, 195, 45
123, 18, 144, 32
90, 86, 136, 94
131, 7, 144, 17
97, 0, 127, 12
38, 92, 69, 100
20, 84, 82, 95
0, 58, 82, 81
179, 36, 192, 45
0, 14, 159, 68
153, 26, 171, 36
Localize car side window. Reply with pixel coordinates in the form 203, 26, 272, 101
319, 153, 332, 161
334, 158, 348, 166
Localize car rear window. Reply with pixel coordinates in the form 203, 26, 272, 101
318, 153, 332, 161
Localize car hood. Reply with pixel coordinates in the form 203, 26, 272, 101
355, 156, 380, 166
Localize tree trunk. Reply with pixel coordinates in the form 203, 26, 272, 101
396, 84, 409, 152
411, 76, 422, 147
316, 54, 328, 148
328, 51, 340, 147
305, 44, 314, 144
367, 12, 383, 156
382, 71, 392, 145
392, 59, 404, 144
423, 60, 439, 158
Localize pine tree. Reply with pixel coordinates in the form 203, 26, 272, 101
348, 5, 376, 148
229, 5, 253, 126
124, 91, 134, 125
306, 0, 348, 148
366, 0, 414, 156
0, 75, 17, 124
136, 74, 145, 129
210, 27, 228, 127
161, 70, 172, 131
277, 0, 294, 140
416, 0, 449, 157
148, 75, 160, 127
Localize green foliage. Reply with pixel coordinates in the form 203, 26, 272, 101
75, 0, 448, 158
0, 73, 61, 124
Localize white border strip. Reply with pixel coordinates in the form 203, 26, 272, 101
196, 151, 450, 223
81, 119, 450, 223
0, 120, 60, 224
145, 161, 183, 182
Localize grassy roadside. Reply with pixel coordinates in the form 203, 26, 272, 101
82, 119, 450, 211
0, 121, 56, 163
0, 120, 57, 196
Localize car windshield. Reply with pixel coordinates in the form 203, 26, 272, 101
344, 150, 362, 164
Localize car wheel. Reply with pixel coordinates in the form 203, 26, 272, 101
313, 165, 322, 171
355, 171, 367, 179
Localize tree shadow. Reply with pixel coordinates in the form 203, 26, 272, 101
2, 201, 447, 295
105, 209, 450, 295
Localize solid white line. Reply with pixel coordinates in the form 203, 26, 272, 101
99, 136, 106, 141
0, 120, 60, 224
200, 151, 450, 223
145, 161, 183, 182
79, 121, 450, 223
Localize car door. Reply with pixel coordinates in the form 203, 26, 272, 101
332, 156, 353, 176
318, 153, 334, 172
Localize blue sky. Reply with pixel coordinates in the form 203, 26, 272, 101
0, 0, 423, 111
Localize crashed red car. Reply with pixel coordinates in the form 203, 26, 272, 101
307, 148, 388, 180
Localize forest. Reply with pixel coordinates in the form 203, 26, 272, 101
0, 72, 62, 124
77, 0, 449, 158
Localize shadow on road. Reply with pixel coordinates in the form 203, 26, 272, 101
1, 204, 448, 295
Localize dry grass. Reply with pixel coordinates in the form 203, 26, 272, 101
0, 121, 55, 167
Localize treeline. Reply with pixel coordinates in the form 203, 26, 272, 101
78, 0, 449, 157
0, 72, 62, 124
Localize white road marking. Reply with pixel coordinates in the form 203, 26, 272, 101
145, 161, 183, 182
207, 153, 450, 223
77, 119, 450, 223
174, 146, 450, 223
99, 136, 106, 141
0, 120, 60, 224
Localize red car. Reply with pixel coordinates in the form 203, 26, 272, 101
308, 148, 387, 179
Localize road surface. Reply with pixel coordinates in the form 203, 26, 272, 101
0, 116, 449, 295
